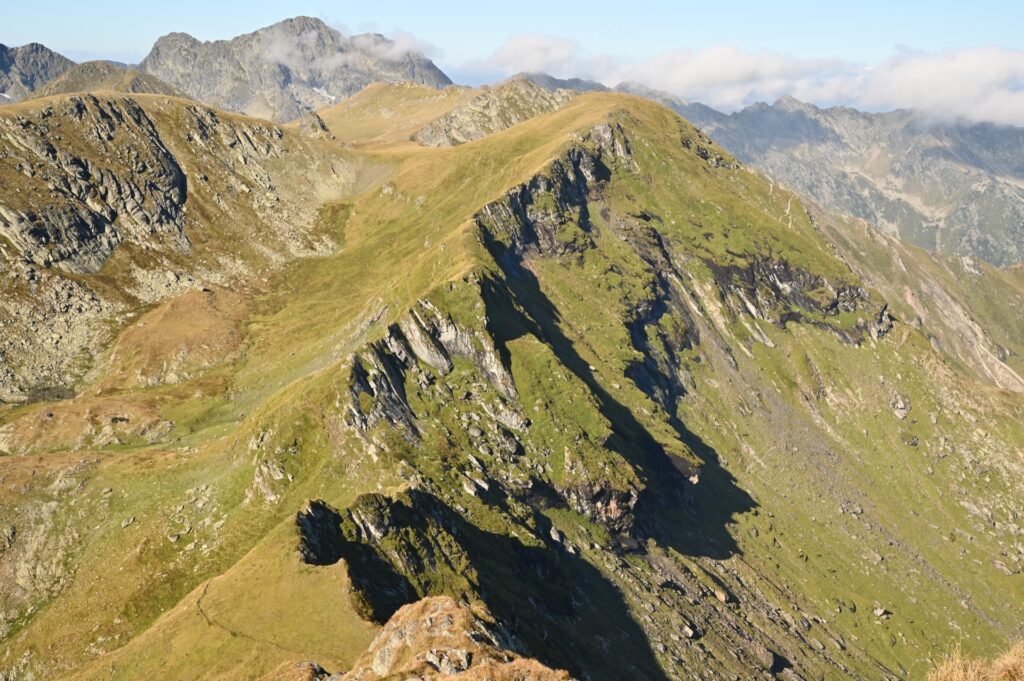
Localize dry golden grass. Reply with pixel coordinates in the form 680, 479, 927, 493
314, 82, 477, 145
94, 288, 248, 392
928, 642, 1024, 681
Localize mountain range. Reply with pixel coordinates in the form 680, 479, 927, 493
0, 16, 1022, 681
608, 85, 1024, 267
4, 22, 1024, 267
139, 16, 452, 122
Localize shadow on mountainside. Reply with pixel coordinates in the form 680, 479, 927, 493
480, 237, 756, 562
300, 490, 667, 681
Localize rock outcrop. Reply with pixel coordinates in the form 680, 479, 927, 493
413, 79, 574, 147
139, 16, 452, 122
297, 493, 471, 623
344, 299, 520, 444
0, 95, 188, 273
339, 596, 574, 681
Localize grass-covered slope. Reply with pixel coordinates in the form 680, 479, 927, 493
32, 61, 186, 99
0, 86, 1021, 681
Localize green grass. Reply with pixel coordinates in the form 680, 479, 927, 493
2, 88, 1022, 681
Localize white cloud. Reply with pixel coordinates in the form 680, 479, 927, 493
350, 30, 439, 61
261, 23, 439, 73
471, 36, 1024, 126
471, 34, 615, 81
610, 47, 851, 112
854, 48, 1024, 125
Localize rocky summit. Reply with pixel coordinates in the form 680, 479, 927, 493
0, 14, 1023, 681
0, 42, 73, 101
138, 16, 452, 122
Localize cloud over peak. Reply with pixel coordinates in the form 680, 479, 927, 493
469, 36, 1024, 126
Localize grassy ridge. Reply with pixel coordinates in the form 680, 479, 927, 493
0, 86, 1021, 680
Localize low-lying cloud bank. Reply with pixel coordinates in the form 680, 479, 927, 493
470, 35, 1024, 126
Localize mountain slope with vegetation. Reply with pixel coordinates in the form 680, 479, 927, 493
643, 93, 1024, 267
530, 76, 1024, 267
0, 82, 1021, 681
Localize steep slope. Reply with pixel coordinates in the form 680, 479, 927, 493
139, 16, 452, 123
679, 96, 1024, 266
0, 88, 1021, 681
32, 61, 185, 98
0, 92, 359, 403
0, 42, 74, 101
812, 205, 1024, 393
539, 79, 1024, 267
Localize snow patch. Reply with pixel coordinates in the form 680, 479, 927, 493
0, 92, 11, 100
312, 87, 337, 102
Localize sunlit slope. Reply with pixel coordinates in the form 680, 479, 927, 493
313, 82, 477, 145
0, 89, 1020, 681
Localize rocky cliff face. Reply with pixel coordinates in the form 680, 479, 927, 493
0, 95, 189, 273
0, 93, 353, 402
0, 43, 74, 101
139, 16, 452, 122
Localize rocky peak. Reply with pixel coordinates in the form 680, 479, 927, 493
772, 94, 818, 113
0, 42, 74, 101
139, 16, 452, 122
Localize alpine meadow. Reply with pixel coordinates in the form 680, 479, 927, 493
1, 7, 1022, 681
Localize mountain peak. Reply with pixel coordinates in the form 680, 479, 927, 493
275, 15, 329, 29
514, 71, 609, 93
138, 16, 451, 122
0, 41, 74, 99
772, 94, 817, 112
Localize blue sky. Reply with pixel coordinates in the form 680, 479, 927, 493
4, 0, 1020, 67
4, 1, 1024, 123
